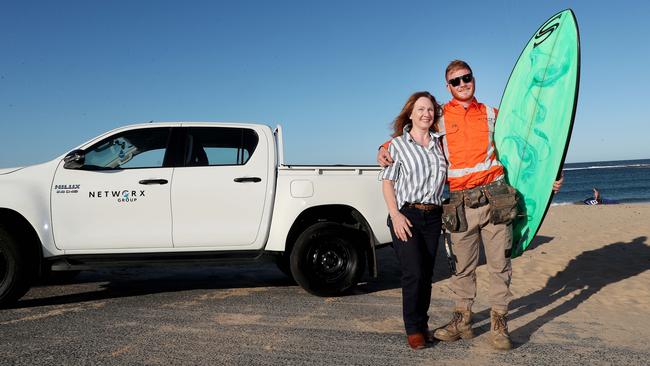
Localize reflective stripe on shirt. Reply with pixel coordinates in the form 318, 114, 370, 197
438, 100, 504, 191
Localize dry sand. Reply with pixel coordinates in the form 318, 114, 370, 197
356, 203, 650, 363
443, 203, 650, 356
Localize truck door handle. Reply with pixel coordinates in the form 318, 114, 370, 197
139, 179, 168, 185
233, 177, 261, 183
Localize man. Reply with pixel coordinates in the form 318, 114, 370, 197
378, 60, 563, 350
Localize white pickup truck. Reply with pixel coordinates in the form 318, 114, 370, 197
0, 122, 392, 306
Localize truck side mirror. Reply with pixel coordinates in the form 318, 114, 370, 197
63, 149, 85, 169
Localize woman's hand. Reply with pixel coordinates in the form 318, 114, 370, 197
390, 211, 413, 242
382, 180, 411, 241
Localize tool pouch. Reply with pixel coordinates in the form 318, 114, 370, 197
485, 181, 519, 225
442, 194, 468, 233
463, 187, 488, 208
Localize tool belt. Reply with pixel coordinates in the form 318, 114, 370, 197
442, 179, 519, 232
441, 195, 467, 233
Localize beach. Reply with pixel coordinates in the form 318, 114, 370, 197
455, 203, 650, 361
350, 202, 650, 364
0, 204, 648, 365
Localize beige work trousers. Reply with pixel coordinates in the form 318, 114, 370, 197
449, 203, 513, 313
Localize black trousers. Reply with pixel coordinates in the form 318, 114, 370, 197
389, 205, 442, 335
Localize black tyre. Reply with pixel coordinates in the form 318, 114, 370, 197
0, 227, 32, 308
290, 222, 365, 296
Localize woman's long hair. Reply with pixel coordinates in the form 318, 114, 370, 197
391, 91, 440, 137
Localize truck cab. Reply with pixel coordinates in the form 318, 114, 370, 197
0, 122, 390, 306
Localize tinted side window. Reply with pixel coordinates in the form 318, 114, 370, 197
83, 128, 171, 170
184, 127, 259, 166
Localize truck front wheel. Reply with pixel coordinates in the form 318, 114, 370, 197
290, 223, 365, 296
0, 227, 32, 308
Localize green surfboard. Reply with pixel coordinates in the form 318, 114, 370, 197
494, 9, 580, 258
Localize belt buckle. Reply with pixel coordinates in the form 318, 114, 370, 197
415, 203, 437, 211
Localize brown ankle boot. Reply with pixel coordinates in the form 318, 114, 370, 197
490, 310, 512, 350
433, 310, 474, 341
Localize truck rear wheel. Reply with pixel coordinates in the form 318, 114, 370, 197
290, 222, 365, 296
0, 227, 31, 308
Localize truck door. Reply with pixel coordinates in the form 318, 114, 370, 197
171, 126, 271, 249
51, 127, 174, 250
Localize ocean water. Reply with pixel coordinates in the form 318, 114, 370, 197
552, 159, 650, 205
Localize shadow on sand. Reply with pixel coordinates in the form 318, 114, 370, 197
13, 264, 296, 309
15, 238, 459, 308
472, 235, 650, 348
360, 234, 556, 295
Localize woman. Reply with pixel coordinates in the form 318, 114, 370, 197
380, 91, 447, 349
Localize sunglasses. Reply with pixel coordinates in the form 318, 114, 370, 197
448, 73, 473, 87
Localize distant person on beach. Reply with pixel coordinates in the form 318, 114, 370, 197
593, 188, 602, 203
584, 187, 615, 205
379, 91, 447, 350
377, 60, 563, 351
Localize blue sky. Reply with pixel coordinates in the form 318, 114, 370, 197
1, 0, 649, 167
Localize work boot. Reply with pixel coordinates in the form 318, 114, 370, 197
433, 310, 474, 341
490, 310, 512, 350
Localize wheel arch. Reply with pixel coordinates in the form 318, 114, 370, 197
284, 204, 378, 278
0, 208, 43, 278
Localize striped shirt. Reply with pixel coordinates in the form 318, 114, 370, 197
379, 125, 447, 209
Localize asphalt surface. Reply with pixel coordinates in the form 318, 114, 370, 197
0, 247, 647, 365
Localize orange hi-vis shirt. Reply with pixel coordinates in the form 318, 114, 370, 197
439, 98, 504, 191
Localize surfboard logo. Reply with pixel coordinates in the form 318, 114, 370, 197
533, 13, 562, 48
